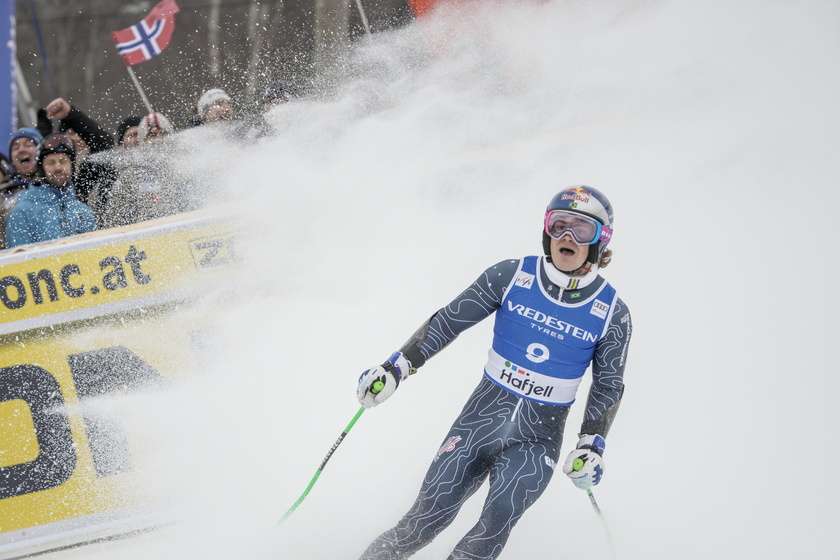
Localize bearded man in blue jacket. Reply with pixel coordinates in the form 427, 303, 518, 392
5, 133, 97, 249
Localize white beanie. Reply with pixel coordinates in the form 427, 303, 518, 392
197, 88, 231, 116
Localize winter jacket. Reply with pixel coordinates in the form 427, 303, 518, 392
0, 175, 33, 250
5, 181, 97, 248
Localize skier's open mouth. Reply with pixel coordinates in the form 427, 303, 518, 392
559, 247, 576, 256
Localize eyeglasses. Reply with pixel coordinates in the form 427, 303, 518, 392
544, 210, 611, 245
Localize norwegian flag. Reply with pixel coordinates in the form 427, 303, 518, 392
110, 0, 180, 66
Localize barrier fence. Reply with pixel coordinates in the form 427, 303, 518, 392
0, 211, 241, 558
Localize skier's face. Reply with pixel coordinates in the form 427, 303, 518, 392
549, 235, 588, 274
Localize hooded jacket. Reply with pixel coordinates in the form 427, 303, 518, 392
5, 181, 97, 248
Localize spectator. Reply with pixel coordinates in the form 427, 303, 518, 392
101, 112, 196, 228
117, 116, 143, 149
42, 98, 117, 210
242, 79, 302, 141
6, 128, 44, 184
196, 88, 234, 125
5, 133, 97, 248
138, 112, 175, 143
0, 128, 44, 249
260, 79, 300, 112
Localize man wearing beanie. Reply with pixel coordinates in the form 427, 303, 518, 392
117, 115, 143, 148
6, 128, 44, 184
0, 128, 44, 249
5, 133, 97, 249
196, 88, 234, 124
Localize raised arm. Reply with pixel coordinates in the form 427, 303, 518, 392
46, 98, 115, 154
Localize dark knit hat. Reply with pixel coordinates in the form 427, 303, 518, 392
117, 115, 143, 145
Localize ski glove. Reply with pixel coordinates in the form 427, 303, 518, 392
356, 352, 414, 409
562, 434, 606, 490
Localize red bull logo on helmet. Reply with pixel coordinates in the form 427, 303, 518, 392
561, 192, 591, 204
559, 187, 611, 229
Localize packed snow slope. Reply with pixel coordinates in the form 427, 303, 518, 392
45, 1, 840, 558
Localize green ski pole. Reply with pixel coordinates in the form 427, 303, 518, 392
572, 458, 617, 558
280, 379, 385, 523
280, 407, 365, 523
585, 488, 617, 559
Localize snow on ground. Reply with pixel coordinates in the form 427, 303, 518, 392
36, 0, 840, 558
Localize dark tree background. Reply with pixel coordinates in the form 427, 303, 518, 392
14, 0, 414, 133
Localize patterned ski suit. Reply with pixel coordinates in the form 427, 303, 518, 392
359, 256, 632, 560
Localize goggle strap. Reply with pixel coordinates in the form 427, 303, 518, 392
599, 224, 613, 245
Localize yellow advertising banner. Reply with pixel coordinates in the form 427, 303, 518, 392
0, 211, 240, 557
0, 211, 240, 335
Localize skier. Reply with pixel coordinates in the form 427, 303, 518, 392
356, 186, 632, 560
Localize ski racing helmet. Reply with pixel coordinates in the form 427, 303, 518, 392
542, 185, 614, 266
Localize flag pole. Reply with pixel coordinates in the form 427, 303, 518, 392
125, 66, 154, 114
353, 0, 372, 36
110, 1, 180, 115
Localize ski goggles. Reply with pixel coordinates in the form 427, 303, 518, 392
544, 210, 612, 246
41, 133, 75, 152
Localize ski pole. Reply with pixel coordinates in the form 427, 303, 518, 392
280, 406, 366, 523
572, 458, 617, 558
585, 488, 617, 559
280, 379, 386, 523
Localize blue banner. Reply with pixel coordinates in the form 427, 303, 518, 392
0, 1, 14, 153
